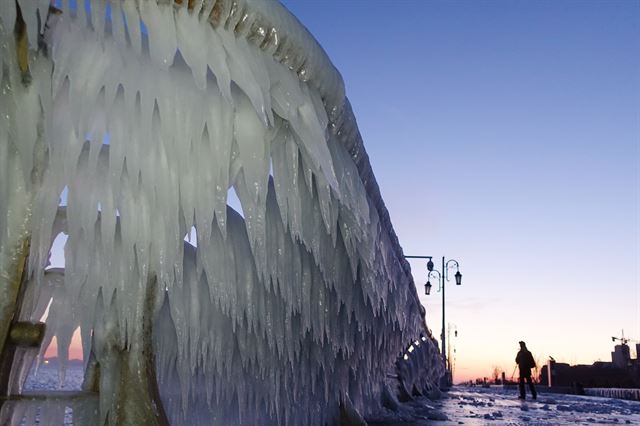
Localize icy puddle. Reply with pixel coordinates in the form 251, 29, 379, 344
371, 386, 640, 425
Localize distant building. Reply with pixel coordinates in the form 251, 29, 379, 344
612, 344, 631, 369
541, 361, 634, 388
541, 342, 640, 389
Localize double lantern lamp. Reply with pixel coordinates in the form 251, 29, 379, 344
424, 258, 462, 295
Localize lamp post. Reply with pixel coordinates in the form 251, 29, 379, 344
439, 257, 461, 386
405, 255, 463, 388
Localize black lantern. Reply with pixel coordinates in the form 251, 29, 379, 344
427, 259, 434, 272
455, 270, 462, 285
424, 280, 432, 295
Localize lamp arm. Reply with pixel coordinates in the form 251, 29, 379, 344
444, 259, 460, 282
428, 270, 443, 292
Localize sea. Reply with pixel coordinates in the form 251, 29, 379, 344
10, 362, 85, 425
24, 362, 84, 392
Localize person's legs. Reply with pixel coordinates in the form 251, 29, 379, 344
527, 376, 537, 399
518, 376, 525, 398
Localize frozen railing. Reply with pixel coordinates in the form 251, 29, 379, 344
0, 1, 443, 424
585, 388, 640, 402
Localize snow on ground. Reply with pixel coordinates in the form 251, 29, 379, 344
370, 385, 640, 425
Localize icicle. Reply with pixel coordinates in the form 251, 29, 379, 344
139, 1, 177, 69
0, 2, 443, 424
122, 0, 142, 56
110, 1, 127, 47
16, 0, 38, 50
175, 5, 208, 91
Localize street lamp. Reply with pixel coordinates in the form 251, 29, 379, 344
404, 255, 435, 296
438, 258, 461, 387
424, 280, 432, 295
427, 270, 441, 294
405, 255, 463, 388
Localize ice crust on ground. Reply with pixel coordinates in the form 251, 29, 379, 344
370, 386, 640, 426
0, 1, 442, 424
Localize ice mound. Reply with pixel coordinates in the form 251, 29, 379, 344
0, 1, 443, 424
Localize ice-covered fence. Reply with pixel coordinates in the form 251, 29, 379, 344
585, 388, 640, 402
0, 1, 443, 424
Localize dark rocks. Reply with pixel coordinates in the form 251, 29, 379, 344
427, 409, 448, 420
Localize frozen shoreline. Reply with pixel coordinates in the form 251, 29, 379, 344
21, 367, 640, 424
368, 385, 640, 425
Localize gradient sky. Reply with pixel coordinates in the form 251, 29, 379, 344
280, 0, 640, 382
47, 0, 639, 384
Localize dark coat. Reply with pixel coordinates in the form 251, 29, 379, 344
516, 349, 536, 378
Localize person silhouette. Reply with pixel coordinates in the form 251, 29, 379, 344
515, 341, 537, 400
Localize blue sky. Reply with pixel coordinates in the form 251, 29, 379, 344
282, 0, 640, 380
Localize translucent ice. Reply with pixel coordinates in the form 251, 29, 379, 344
0, 1, 442, 425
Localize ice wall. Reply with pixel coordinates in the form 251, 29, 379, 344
0, 1, 443, 424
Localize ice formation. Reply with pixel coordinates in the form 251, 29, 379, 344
0, 1, 443, 424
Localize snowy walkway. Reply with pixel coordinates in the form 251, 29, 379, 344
370, 386, 640, 425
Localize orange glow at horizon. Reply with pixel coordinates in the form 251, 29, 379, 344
44, 327, 84, 361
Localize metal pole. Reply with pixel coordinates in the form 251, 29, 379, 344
441, 256, 446, 376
